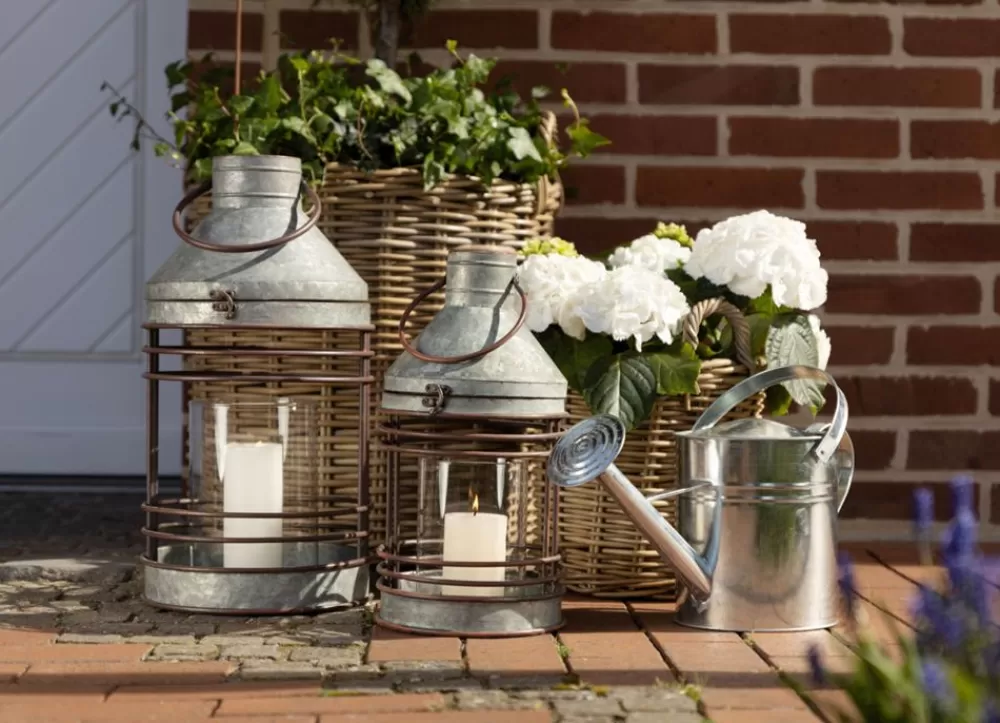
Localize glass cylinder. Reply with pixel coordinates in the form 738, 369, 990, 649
414, 455, 528, 597
186, 398, 317, 569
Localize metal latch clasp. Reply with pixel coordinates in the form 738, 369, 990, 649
421, 384, 452, 415
209, 289, 237, 320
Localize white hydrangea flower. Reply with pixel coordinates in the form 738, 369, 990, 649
609, 233, 691, 273
808, 315, 832, 370
685, 210, 828, 310
575, 265, 690, 350
517, 253, 607, 340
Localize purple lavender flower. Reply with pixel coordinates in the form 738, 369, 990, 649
943, 508, 978, 567
807, 644, 826, 685
912, 585, 964, 651
914, 487, 934, 536
838, 551, 856, 620
984, 700, 1000, 723
921, 658, 954, 711
950, 475, 974, 516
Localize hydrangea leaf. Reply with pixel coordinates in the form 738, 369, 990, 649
764, 315, 825, 410
646, 343, 701, 396
582, 353, 656, 431
536, 329, 612, 393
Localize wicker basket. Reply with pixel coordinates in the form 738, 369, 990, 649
557, 299, 765, 600
183, 122, 563, 545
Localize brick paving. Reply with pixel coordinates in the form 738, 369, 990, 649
0, 493, 969, 721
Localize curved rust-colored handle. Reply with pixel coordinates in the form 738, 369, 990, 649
681, 297, 755, 373
172, 179, 321, 253
398, 278, 528, 365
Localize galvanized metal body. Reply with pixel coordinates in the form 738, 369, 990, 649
141, 155, 373, 615
377, 245, 568, 637
548, 366, 854, 633
146, 155, 369, 329
381, 246, 566, 417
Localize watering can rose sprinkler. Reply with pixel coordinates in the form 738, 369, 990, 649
547, 366, 855, 633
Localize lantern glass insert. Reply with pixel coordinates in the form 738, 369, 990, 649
173, 399, 326, 570
414, 455, 529, 597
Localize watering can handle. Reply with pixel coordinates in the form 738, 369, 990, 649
691, 366, 848, 466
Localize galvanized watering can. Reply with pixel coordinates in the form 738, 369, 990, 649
547, 366, 854, 632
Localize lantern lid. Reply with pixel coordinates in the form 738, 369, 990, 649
381, 245, 567, 418
145, 155, 370, 329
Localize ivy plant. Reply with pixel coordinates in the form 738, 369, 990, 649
104, 43, 608, 189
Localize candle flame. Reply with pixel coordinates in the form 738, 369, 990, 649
472, 492, 480, 515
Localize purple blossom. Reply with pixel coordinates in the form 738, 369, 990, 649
921, 658, 954, 710
913, 487, 934, 537
807, 644, 825, 685
913, 585, 965, 651
950, 475, 974, 517
984, 700, 1000, 723
943, 509, 978, 567
838, 551, 856, 620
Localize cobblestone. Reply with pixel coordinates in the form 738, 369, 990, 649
288, 646, 363, 667
454, 690, 549, 711
219, 644, 285, 660
201, 635, 269, 647
613, 687, 700, 714
66, 622, 154, 637
553, 698, 624, 717
626, 712, 701, 723
237, 661, 323, 681
147, 644, 220, 661
128, 635, 197, 645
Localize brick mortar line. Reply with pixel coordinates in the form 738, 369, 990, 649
621, 601, 701, 716
821, 417, 1000, 430
559, 207, 1000, 222
574, 106, 1000, 120
850, 471, 1000, 484
566, 156, 1000, 173
740, 634, 831, 723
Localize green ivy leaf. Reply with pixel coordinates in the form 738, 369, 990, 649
232, 141, 259, 156
256, 74, 283, 114
535, 329, 613, 393
565, 119, 610, 157
366, 59, 412, 104
507, 127, 542, 162
228, 95, 254, 116
765, 315, 825, 410
645, 343, 702, 396
422, 153, 445, 190
582, 354, 656, 431
193, 157, 214, 181
746, 313, 773, 358
765, 385, 794, 417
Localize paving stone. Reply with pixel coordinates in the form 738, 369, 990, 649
313, 608, 367, 626
288, 646, 362, 666
0, 558, 133, 584
128, 635, 198, 645
513, 689, 600, 701
454, 690, 549, 710
147, 643, 220, 661
627, 712, 701, 723
395, 677, 485, 693
612, 687, 700, 713
62, 611, 102, 625
65, 622, 154, 637
381, 660, 465, 676
290, 626, 365, 646
237, 661, 323, 681
57, 633, 127, 644
154, 623, 217, 637
202, 635, 269, 647
220, 644, 285, 660
96, 603, 135, 621
561, 717, 619, 723
554, 698, 624, 717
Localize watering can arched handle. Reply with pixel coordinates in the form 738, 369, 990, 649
691, 365, 852, 512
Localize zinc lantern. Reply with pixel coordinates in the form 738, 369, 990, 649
375, 245, 568, 636
142, 155, 373, 614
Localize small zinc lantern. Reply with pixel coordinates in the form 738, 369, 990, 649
376, 245, 568, 636
142, 155, 373, 614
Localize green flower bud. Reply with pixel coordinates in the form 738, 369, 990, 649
653, 222, 693, 248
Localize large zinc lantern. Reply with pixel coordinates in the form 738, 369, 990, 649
142, 155, 373, 614
376, 245, 568, 637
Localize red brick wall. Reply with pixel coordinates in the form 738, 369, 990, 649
187, 0, 1000, 540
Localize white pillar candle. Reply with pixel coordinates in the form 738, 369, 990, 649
441, 511, 508, 597
222, 441, 284, 569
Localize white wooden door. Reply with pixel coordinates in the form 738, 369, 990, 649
0, 0, 187, 476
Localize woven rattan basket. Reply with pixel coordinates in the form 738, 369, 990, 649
183, 119, 562, 545
558, 299, 765, 600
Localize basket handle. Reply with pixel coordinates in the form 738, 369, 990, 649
172, 178, 322, 253
398, 277, 528, 365
534, 111, 559, 219
681, 297, 755, 373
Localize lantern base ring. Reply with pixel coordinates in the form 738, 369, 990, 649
375, 577, 564, 638
142, 543, 370, 615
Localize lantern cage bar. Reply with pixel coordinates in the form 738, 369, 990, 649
142, 324, 374, 615
376, 413, 565, 637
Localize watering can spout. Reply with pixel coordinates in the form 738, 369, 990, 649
547, 415, 718, 603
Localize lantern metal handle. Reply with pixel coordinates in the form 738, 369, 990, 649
172, 179, 322, 253
398, 277, 528, 365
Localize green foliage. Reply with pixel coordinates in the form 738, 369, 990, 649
582, 353, 657, 432
765, 315, 825, 410
104, 45, 608, 189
